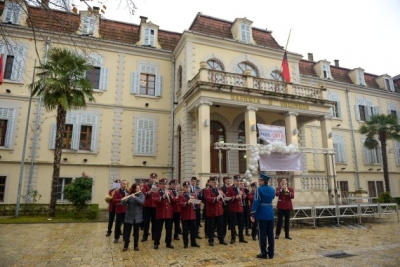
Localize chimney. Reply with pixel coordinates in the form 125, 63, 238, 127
307, 53, 314, 62
93, 6, 100, 14
334, 59, 339, 67
140, 16, 148, 24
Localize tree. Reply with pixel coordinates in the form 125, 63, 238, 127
28, 47, 95, 218
359, 114, 400, 193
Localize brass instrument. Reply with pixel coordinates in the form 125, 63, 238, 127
105, 189, 116, 204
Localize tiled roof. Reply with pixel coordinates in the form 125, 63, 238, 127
27, 6, 80, 33
189, 13, 282, 50
99, 19, 140, 45
299, 60, 317, 77
364, 73, 380, 90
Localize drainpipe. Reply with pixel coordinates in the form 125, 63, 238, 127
169, 56, 176, 180
346, 88, 360, 189
26, 37, 51, 196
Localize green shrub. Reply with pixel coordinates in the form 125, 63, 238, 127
377, 192, 394, 203
64, 177, 93, 218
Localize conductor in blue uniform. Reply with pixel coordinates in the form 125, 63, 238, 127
250, 173, 275, 259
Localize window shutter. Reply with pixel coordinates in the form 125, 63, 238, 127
366, 105, 372, 120
10, 46, 25, 81
135, 119, 144, 154
4, 3, 21, 24
240, 24, 246, 42
0, 108, 15, 147
144, 28, 150, 45
155, 74, 162, 96
135, 118, 155, 155
389, 79, 395, 92
99, 67, 108, 90
49, 123, 57, 149
245, 24, 251, 43
355, 105, 360, 120
362, 138, 371, 164
396, 141, 400, 165
82, 16, 90, 34
372, 106, 380, 116
150, 29, 155, 47
81, 114, 98, 152
68, 113, 80, 150
130, 72, 140, 94
88, 16, 96, 35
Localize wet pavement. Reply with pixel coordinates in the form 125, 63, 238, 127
0, 214, 399, 266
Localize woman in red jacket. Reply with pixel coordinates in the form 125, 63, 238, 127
275, 178, 294, 240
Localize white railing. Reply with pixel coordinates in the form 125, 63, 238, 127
300, 176, 328, 190
293, 84, 322, 99
254, 78, 285, 93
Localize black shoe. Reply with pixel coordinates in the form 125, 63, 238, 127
113, 239, 118, 244
196, 235, 202, 239
230, 239, 235, 244
239, 239, 248, 243
252, 236, 257, 241
268, 254, 274, 259
141, 238, 147, 242
275, 235, 279, 239
174, 237, 180, 240
134, 247, 139, 251
256, 254, 267, 259
106, 232, 111, 237
154, 245, 159, 249
245, 231, 250, 236
209, 242, 214, 246
122, 247, 128, 252
285, 236, 292, 240
219, 240, 228, 245
166, 244, 174, 249
184, 245, 188, 249
191, 243, 200, 248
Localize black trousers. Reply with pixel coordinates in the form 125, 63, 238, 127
114, 213, 125, 240
207, 215, 224, 243
243, 204, 250, 231
229, 211, 244, 240
107, 208, 116, 234
276, 209, 291, 236
143, 207, 156, 239
154, 218, 173, 246
181, 219, 197, 246
173, 212, 181, 237
123, 222, 140, 249
251, 217, 258, 237
195, 208, 201, 234
222, 204, 230, 237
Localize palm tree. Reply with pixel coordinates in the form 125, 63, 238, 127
29, 48, 95, 218
359, 114, 400, 193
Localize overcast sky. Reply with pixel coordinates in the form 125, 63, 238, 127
74, 0, 399, 77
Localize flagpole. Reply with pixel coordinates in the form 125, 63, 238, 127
284, 29, 292, 52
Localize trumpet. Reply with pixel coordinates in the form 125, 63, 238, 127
122, 191, 141, 201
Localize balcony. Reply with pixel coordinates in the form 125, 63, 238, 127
183, 67, 328, 103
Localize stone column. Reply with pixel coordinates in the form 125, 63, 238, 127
320, 115, 336, 205
196, 101, 212, 181
284, 111, 299, 145
245, 106, 258, 174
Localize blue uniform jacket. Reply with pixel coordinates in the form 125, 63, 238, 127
250, 184, 275, 220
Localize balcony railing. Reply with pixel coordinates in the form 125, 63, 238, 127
186, 68, 326, 100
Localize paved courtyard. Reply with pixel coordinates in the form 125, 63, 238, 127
0, 215, 399, 267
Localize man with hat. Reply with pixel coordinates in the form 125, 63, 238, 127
141, 172, 158, 242
112, 179, 129, 243
190, 177, 202, 239
221, 176, 231, 238
251, 173, 275, 259
153, 178, 175, 249
168, 179, 182, 240
226, 175, 248, 244
204, 176, 228, 246
106, 179, 121, 237
275, 178, 294, 240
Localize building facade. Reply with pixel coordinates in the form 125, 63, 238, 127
0, 2, 399, 208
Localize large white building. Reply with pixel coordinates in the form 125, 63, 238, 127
0, 2, 399, 209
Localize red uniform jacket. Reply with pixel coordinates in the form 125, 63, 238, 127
108, 188, 116, 212
153, 189, 175, 219
142, 183, 157, 208
248, 191, 255, 210
275, 186, 294, 210
178, 193, 196, 221
226, 185, 245, 213
112, 188, 127, 214
204, 187, 224, 217
169, 188, 181, 213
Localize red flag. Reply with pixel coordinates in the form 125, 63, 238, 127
0, 54, 3, 85
281, 51, 291, 83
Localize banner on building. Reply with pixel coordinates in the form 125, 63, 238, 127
259, 153, 303, 171
257, 124, 286, 145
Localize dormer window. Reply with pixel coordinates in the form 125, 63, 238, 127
384, 78, 394, 92
144, 28, 155, 46
240, 23, 251, 43
322, 64, 331, 79
81, 15, 96, 36
3, 2, 22, 24
357, 70, 366, 86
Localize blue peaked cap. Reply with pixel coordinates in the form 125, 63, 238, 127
259, 173, 270, 181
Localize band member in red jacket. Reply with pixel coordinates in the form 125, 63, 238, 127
168, 179, 182, 240
247, 182, 258, 240
178, 181, 201, 248
275, 178, 294, 240
112, 180, 128, 243
141, 173, 158, 242
106, 179, 121, 237
153, 178, 176, 249
221, 176, 231, 238
226, 175, 248, 244
204, 176, 228, 247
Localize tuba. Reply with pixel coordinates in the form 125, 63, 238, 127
105, 189, 116, 204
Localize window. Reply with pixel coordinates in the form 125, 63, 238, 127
0, 43, 25, 82
86, 55, 108, 90
357, 70, 366, 86
3, 2, 21, 24
362, 138, 382, 164
210, 121, 226, 173
0, 107, 15, 147
135, 118, 156, 155
50, 113, 98, 152
368, 181, 384, 198
384, 78, 394, 91
236, 61, 259, 77
322, 64, 331, 79
57, 177, 72, 200
270, 70, 283, 81
339, 181, 349, 199
328, 93, 341, 118
0, 176, 5, 202
238, 122, 246, 173
177, 65, 182, 90
240, 23, 251, 43
333, 135, 346, 163
130, 64, 162, 96
355, 98, 379, 121
81, 16, 96, 35
206, 59, 224, 71
144, 28, 155, 46
395, 141, 400, 166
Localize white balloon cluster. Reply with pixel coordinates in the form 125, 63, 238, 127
244, 142, 299, 179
